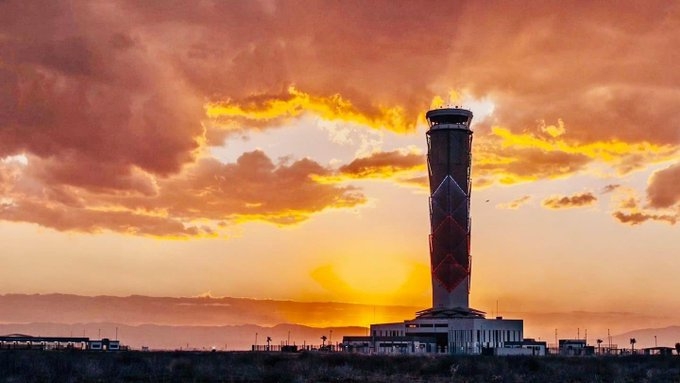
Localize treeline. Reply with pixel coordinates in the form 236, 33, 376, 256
1, 350, 680, 382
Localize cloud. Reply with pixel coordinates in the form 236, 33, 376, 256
206, 87, 412, 134
0, 199, 210, 237
1, 1, 679, 234
307, 150, 427, 187
0, 8, 205, 184
607, 169, 680, 226
602, 184, 621, 194
472, 127, 677, 186
151, 151, 366, 225
0, 151, 366, 236
397, 175, 429, 188
474, 144, 592, 185
646, 162, 680, 208
337, 150, 424, 179
612, 211, 678, 226
542, 192, 597, 209
497, 195, 532, 210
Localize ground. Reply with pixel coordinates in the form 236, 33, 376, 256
1, 350, 680, 382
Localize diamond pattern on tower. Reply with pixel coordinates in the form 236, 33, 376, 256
452, 203, 469, 231
428, 174, 471, 292
431, 176, 467, 213
432, 217, 466, 249
427, 120, 473, 300
429, 199, 448, 230
452, 241, 469, 268
433, 255, 468, 291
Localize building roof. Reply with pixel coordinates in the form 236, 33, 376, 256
416, 306, 486, 319
0, 335, 90, 343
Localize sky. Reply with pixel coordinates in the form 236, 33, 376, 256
0, 1, 679, 336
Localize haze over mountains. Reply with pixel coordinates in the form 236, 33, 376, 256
1, 294, 678, 350
0, 293, 417, 327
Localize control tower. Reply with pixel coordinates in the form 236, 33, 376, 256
342, 106, 524, 354
419, 107, 481, 317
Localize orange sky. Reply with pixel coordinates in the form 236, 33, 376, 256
0, 1, 679, 340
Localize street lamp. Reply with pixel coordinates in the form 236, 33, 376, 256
630, 338, 636, 354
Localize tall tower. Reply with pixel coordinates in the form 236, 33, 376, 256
425, 108, 474, 312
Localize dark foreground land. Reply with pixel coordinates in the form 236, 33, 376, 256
2, 350, 680, 383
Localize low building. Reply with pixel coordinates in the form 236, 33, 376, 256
642, 347, 674, 356
343, 335, 438, 354
343, 314, 523, 355
0, 334, 122, 351
0, 334, 89, 350
494, 339, 547, 356
559, 339, 594, 356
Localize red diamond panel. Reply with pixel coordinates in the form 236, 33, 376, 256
433, 255, 468, 291
432, 217, 466, 254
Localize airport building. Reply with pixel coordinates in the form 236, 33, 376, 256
343, 107, 524, 355
0, 334, 121, 351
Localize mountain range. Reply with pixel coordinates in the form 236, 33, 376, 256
1, 293, 678, 350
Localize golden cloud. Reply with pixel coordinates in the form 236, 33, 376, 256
474, 144, 591, 185
497, 195, 532, 210
613, 211, 678, 226
337, 150, 424, 179
206, 87, 413, 133
542, 192, 597, 209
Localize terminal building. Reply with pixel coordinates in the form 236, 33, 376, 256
343, 107, 524, 355
0, 334, 121, 351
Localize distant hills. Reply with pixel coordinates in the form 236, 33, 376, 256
1, 293, 679, 350
0, 293, 412, 350
613, 326, 680, 350
0, 293, 419, 327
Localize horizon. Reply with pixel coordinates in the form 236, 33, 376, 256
0, 1, 679, 351
1, 293, 679, 350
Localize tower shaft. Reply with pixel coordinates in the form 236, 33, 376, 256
425, 108, 473, 310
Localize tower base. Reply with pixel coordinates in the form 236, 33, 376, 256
415, 306, 485, 319
343, 314, 523, 355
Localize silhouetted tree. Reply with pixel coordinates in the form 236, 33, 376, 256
597, 339, 603, 354
630, 338, 636, 354
675, 342, 680, 355
321, 335, 327, 348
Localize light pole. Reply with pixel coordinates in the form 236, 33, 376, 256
630, 338, 636, 354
